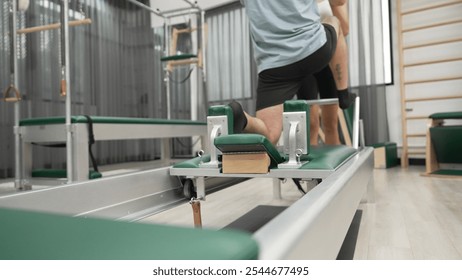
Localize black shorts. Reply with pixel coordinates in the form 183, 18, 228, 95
298, 65, 338, 100
256, 24, 337, 110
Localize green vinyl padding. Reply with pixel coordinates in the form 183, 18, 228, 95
214, 134, 285, 168
208, 105, 234, 134
300, 145, 357, 170
370, 142, 398, 168
0, 208, 259, 260
160, 53, 197, 62
430, 126, 462, 163
429, 111, 462, 120
174, 135, 356, 171
283, 99, 309, 113
430, 169, 462, 176
20, 116, 206, 126
32, 169, 102, 180
343, 101, 355, 139
173, 154, 211, 168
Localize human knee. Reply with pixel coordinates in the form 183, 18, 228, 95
329, 0, 347, 6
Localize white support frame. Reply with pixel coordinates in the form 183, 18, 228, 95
18, 122, 207, 186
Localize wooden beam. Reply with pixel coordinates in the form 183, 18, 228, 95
17, 18, 92, 34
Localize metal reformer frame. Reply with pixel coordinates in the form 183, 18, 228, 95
168, 97, 374, 259
170, 97, 363, 200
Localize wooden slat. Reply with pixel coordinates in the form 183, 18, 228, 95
404, 76, 462, 85
401, 0, 462, 15
338, 110, 352, 147
17, 18, 92, 34
404, 57, 462, 68
405, 95, 462, 102
402, 19, 462, 33
426, 119, 440, 174
406, 133, 426, 138
404, 37, 462, 50
408, 150, 426, 155
397, 0, 409, 167
405, 116, 429, 120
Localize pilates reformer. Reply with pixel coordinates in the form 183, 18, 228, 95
0, 99, 373, 260
0, 101, 373, 259
0, 0, 372, 260
169, 98, 374, 259
18, 116, 208, 187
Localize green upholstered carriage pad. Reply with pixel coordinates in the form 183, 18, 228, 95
214, 134, 356, 170
19, 116, 206, 126
0, 208, 258, 260
172, 133, 357, 171
214, 134, 285, 168
429, 111, 462, 120
208, 104, 235, 134
300, 145, 357, 170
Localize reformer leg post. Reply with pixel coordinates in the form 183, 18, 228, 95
190, 198, 202, 228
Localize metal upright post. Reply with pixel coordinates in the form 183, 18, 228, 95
10, 0, 22, 189
61, 0, 73, 182
164, 18, 171, 119
200, 10, 206, 84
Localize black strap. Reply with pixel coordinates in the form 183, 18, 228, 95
83, 115, 99, 173
292, 178, 306, 195
32, 115, 99, 173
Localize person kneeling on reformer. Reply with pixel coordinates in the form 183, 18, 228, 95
230, 0, 354, 146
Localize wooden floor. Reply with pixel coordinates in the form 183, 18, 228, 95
355, 165, 462, 260
143, 165, 462, 260
1, 164, 461, 259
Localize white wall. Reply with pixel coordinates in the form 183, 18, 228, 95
385, 0, 403, 147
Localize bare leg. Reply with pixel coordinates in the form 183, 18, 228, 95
322, 16, 348, 91
321, 104, 340, 145
310, 105, 320, 146
243, 104, 284, 145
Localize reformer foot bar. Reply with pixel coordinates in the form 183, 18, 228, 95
169, 99, 374, 259
17, 116, 207, 188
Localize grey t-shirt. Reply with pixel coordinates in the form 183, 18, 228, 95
241, 0, 326, 73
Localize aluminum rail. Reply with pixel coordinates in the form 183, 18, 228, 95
0, 166, 242, 222
125, 0, 165, 18
254, 146, 374, 259
159, 7, 202, 18
181, 0, 197, 8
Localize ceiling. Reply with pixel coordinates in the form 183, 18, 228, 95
149, 0, 236, 13
149, 0, 236, 27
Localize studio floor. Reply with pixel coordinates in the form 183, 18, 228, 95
1, 164, 461, 260
143, 165, 462, 260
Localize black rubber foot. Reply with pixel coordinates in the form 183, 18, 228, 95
228, 100, 248, 134
338, 90, 356, 109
